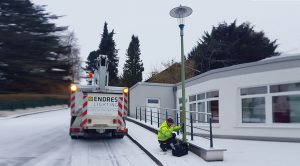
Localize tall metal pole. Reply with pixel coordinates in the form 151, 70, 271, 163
179, 24, 187, 143
170, 5, 192, 143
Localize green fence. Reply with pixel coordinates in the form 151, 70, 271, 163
0, 97, 68, 111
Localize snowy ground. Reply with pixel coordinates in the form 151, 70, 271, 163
1, 109, 300, 166
0, 105, 68, 118
0, 109, 155, 166
128, 117, 300, 166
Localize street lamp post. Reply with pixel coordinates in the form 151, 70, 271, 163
170, 5, 192, 143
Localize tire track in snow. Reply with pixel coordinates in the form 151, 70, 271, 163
104, 141, 120, 166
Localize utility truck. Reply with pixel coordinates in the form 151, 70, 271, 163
69, 55, 128, 139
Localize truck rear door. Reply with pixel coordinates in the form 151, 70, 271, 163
86, 93, 122, 127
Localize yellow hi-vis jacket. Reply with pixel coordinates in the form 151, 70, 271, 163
158, 121, 182, 141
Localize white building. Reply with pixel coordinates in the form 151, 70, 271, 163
130, 55, 300, 142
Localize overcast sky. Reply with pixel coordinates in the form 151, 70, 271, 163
32, 0, 300, 79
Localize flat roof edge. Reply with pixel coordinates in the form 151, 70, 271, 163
130, 82, 175, 90
176, 54, 300, 87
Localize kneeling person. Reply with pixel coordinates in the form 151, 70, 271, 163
158, 118, 182, 151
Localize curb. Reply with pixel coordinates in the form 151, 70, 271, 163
126, 117, 158, 133
126, 117, 226, 161
126, 134, 163, 166
0, 106, 68, 120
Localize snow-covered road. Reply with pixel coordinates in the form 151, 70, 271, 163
0, 109, 156, 166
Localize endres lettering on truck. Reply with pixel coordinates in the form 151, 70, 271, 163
88, 96, 118, 102
87, 93, 121, 115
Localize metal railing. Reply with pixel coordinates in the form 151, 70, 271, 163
134, 106, 217, 148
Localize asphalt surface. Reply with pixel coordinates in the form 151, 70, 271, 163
0, 109, 156, 166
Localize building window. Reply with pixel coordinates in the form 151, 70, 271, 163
270, 82, 300, 93
197, 93, 205, 100
179, 98, 182, 104
240, 86, 267, 124
206, 90, 219, 98
272, 95, 300, 123
187, 90, 219, 123
197, 102, 205, 122
189, 103, 197, 122
208, 100, 219, 123
147, 99, 159, 104
241, 86, 267, 96
242, 97, 266, 123
189, 95, 196, 102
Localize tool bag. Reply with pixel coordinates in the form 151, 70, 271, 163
172, 142, 189, 157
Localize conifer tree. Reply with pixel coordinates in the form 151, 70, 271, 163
122, 35, 144, 87
188, 21, 279, 75
86, 22, 119, 85
0, 0, 74, 93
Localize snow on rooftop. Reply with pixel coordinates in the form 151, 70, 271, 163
261, 53, 300, 61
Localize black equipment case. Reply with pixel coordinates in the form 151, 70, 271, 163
172, 142, 189, 157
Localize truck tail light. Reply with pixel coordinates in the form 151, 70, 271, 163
70, 128, 80, 133
87, 119, 92, 124
123, 88, 129, 94
113, 119, 117, 124
70, 84, 78, 92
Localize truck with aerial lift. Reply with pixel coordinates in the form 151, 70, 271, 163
69, 55, 128, 139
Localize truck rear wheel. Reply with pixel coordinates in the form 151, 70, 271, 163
112, 132, 125, 139
71, 135, 82, 139
117, 135, 124, 139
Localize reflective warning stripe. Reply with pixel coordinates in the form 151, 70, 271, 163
82, 110, 87, 116
117, 97, 125, 128
81, 118, 87, 127
123, 93, 128, 116
70, 91, 75, 115
81, 94, 88, 127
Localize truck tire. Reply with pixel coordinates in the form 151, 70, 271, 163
117, 135, 124, 139
71, 135, 83, 139
112, 132, 124, 138
115, 134, 124, 139
111, 132, 117, 138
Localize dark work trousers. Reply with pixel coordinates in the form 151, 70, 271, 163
158, 133, 177, 151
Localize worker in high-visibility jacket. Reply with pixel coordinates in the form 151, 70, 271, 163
158, 118, 182, 151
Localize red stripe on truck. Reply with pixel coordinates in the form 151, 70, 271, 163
82, 110, 87, 116
118, 102, 122, 109
71, 96, 75, 101
118, 111, 122, 117
71, 103, 75, 109
83, 101, 88, 108
81, 119, 87, 126
118, 119, 122, 126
